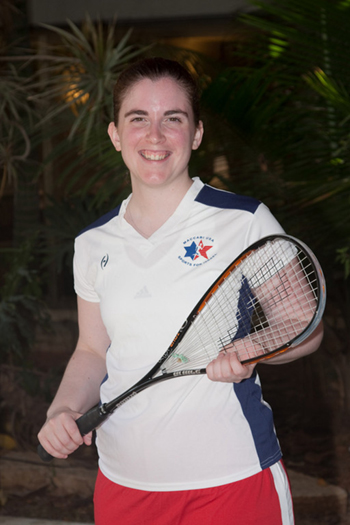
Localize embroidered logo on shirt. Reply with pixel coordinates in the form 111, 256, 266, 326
178, 236, 216, 267
134, 286, 152, 299
101, 254, 109, 269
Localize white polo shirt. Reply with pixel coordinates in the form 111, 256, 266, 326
74, 178, 285, 491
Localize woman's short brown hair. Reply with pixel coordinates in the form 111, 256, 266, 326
113, 57, 200, 126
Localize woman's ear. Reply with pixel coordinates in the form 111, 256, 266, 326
108, 122, 121, 151
192, 121, 204, 151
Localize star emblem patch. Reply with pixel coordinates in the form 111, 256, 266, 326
179, 236, 216, 266
184, 240, 213, 261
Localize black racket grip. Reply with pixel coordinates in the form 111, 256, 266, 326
37, 404, 108, 462
75, 404, 108, 435
37, 443, 54, 462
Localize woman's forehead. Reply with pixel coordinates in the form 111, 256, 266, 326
120, 77, 191, 110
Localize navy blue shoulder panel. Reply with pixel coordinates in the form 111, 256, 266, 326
195, 184, 260, 213
77, 204, 122, 237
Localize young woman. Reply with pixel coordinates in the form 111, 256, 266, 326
38, 57, 324, 525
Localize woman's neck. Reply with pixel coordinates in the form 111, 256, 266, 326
125, 177, 193, 238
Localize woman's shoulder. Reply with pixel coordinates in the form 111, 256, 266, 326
76, 204, 123, 239
195, 183, 261, 213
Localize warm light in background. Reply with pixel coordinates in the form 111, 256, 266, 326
63, 68, 89, 115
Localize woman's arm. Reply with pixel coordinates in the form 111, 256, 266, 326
37, 296, 111, 459
206, 321, 323, 383
262, 320, 323, 364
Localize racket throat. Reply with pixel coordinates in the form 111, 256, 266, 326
103, 373, 165, 413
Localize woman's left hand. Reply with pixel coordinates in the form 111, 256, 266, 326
206, 350, 257, 383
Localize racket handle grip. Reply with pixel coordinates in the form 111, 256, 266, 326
75, 404, 108, 435
37, 404, 109, 462
37, 443, 54, 462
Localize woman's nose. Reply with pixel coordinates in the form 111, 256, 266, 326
147, 122, 164, 143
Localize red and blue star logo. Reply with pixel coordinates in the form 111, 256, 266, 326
184, 239, 213, 261
178, 235, 216, 266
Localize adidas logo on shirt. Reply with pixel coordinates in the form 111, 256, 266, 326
134, 286, 152, 299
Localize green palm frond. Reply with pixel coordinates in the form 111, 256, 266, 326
23, 16, 150, 208
201, 0, 350, 265
0, 52, 39, 191
31, 16, 148, 148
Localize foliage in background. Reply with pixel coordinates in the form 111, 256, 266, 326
0, 2, 34, 195
34, 17, 145, 145
42, 196, 118, 275
30, 16, 148, 206
0, 0, 45, 247
0, 241, 49, 364
200, 0, 350, 269
0, 58, 34, 195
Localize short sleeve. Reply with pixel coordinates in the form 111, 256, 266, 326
73, 236, 100, 303
246, 203, 285, 246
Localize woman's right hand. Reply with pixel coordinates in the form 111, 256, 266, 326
37, 298, 109, 460
37, 408, 93, 459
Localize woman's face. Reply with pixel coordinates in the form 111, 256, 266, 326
108, 76, 203, 190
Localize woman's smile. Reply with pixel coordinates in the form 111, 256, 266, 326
139, 150, 171, 161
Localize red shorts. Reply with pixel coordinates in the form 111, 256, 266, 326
94, 461, 294, 525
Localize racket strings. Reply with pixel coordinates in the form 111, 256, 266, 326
162, 239, 320, 371
232, 248, 318, 359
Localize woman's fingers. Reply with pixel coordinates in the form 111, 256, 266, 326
37, 409, 89, 459
206, 347, 257, 383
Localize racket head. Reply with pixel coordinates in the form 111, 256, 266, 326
159, 234, 326, 371
284, 236, 326, 343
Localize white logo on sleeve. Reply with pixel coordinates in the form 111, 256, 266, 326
101, 254, 109, 269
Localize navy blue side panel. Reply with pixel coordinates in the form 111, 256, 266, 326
77, 204, 122, 237
234, 373, 282, 469
195, 184, 260, 213
232, 276, 255, 341
100, 373, 109, 386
